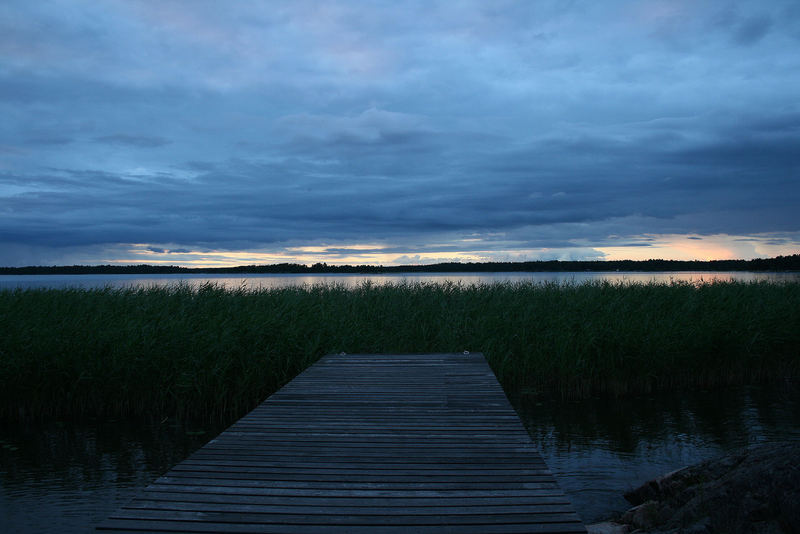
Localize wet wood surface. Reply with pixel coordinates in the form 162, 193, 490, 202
97, 352, 586, 533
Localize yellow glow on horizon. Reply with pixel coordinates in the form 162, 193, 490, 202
109, 244, 497, 268
104, 234, 799, 268
598, 234, 797, 262
599, 241, 735, 262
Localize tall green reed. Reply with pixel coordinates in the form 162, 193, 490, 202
1, 280, 797, 422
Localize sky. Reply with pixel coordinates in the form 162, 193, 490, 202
1, 0, 799, 267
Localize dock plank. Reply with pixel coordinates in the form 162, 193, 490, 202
97, 353, 585, 533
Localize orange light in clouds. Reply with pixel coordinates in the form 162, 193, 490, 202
107, 243, 497, 268
102, 234, 798, 268
598, 234, 785, 262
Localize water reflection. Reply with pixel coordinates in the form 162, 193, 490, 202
0, 419, 220, 533
1, 385, 798, 531
515, 383, 800, 523
1, 270, 798, 290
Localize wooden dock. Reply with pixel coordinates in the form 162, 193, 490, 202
98, 353, 586, 533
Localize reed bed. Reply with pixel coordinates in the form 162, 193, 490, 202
1, 280, 798, 422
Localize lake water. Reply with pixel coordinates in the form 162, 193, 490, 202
516, 383, 800, 523
1, 270, 798, 290
2, 270, 798, 530
1, 383, 798, 531
0, 419, 220, 533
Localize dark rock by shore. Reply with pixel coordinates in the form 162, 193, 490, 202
587, 441, 800, 534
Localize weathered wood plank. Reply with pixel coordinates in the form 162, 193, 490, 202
135, 492, 574, 507
107, 508, 584, 525
97, 353, 585, 533
146, 490, 568, 502
98, 519, 587, 534
123, 500, 578, 515
150, 476, 564, 489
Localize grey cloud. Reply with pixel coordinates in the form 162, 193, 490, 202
93, 134, 171, 148
6, 108, 797, 250
24, 136, 73, 145
0, 71, 150, 104
0, 145, 23, 154
1, 169, 133, 190
9, 112, 797, 250
184, 161, 218, 172
1, 1, 799, 264
747, 113, 800, 133
319, 248, 396, 255
663, 138, 800, 171
733, 15, 772, 45
276, 109, 430, 142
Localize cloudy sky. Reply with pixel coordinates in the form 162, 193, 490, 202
1, 0, 799, 267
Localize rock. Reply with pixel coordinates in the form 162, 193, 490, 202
622, 501, 662, 530
586, 521, 630, 534
624, 467, 695, 506
616, 441, 800, 533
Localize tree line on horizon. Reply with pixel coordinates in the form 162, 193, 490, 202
1, 254, 799, 275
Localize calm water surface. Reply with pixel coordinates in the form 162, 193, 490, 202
516, 382, 800, 523
0, 419, 222, 533
1, 384, 798, 531
2, 271, 798, 530
1, 270, 798, 290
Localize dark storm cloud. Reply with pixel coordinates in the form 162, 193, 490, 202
747, 113, 800, 133
664, 137, 800, 169
6, 106, 796, 251
3, 109, 798, 257
1, 0, 799, 265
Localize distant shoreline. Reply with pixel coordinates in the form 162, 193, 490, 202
1, 254, 798, 275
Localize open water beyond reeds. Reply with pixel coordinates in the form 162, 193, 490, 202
1, 270, 799, 290
1, 383, 798, 532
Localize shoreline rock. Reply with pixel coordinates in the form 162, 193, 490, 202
587, 441, 799, 533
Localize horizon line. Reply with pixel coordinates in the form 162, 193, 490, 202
1, 254, 798, 273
